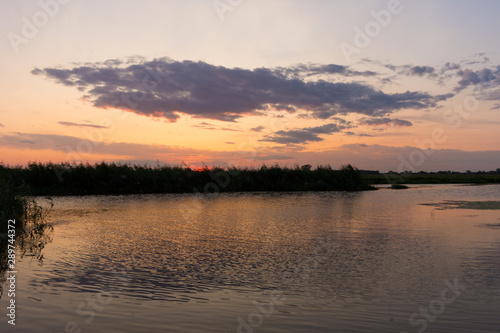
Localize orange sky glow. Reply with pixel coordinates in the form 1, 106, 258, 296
1, 1, 499, 172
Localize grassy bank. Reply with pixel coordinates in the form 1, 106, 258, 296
0, 162, 375, 196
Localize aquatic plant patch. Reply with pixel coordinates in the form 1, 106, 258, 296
420, 200, 500, 210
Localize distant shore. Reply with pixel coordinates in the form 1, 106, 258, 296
362, 171, 500, 185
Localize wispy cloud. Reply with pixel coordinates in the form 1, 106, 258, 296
58, 121, 110, 129
366, 56, 500, 98
192, 122, 217, 130
2, 132, 499, 172
220, 127, 242, 132
19, 139, 36, 144
359, 117, 413, 127
345, 131, 373, 137
32, 58, 451, 123
0, 132, 192, 159
253, 154, 294, 161
290, 144, 500, 172
192, 121, 241, 131
272, 63, 377, 79
260, 123, 349, 145
250, 126, 265, 132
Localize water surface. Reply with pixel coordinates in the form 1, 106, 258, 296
1, 184, 499, 332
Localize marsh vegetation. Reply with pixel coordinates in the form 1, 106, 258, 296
0, 162, 375, 196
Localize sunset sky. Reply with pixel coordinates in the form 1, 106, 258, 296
1, 0, 500, 171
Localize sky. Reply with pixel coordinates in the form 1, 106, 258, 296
1, 0, 500, 172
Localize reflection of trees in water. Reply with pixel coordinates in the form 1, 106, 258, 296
0, 199, 53, 299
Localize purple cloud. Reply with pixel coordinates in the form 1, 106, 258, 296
359, 117, 413, 127
32, 58, 451, 123
58, 121, 110, 129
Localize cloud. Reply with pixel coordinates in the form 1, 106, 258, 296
220, 127, 242, 132
307, 123, 347, 134
455, 67, 500, 92
481, 89, 500, 101
261, 130, 324, 144
290, 144, 500, 172
193, 122, 241, 131
260, 122, 347, 144
273, 63, 377, 79
463, 52, 490, 65
441, 62, 461, 73
114, 159, 169, 167
253, 154, 294, 161
368, 59, 500, 95
250, 126, 265, 132
58, 121, 110, 129
19, 139, 36, 144
409, 66, 435, 77
345, 131, 373, 137
0, 132, 191, 160
33, 58, 451, 122
450, 65, 500, 102
0, 132, 288, 166
193, 122, 216, 130
2, 133, 499, 172
359, 117, 413, 127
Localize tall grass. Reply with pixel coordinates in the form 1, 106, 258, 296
0, 172, 51, 234
0, 170, 53, 290
0, 175, 27, 234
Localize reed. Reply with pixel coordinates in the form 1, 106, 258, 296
0, 162, 375, 196
0, 168, 53, 289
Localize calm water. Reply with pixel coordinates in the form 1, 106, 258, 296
1, 184, 500, 332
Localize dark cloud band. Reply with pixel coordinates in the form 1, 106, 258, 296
32, 57, 451, 122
